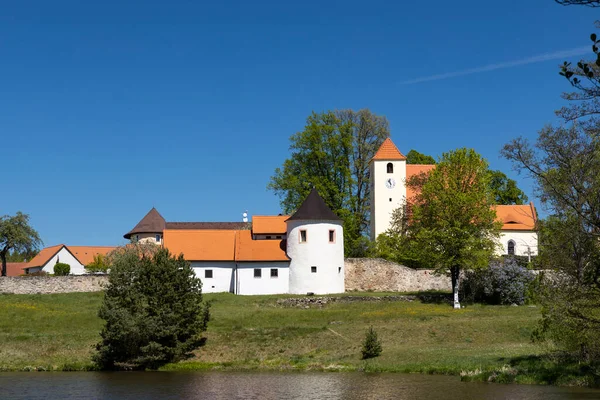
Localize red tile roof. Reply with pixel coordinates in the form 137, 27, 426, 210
494, 203, 537, 231
252, 216, 288, 235
26, 245, 65, 268
69, 246, 117, 266
371, 138, 407, 161
163, 229, 237, 261
406, 164, 436, 201
4, 262, 28, 276
235, 230, 289, 262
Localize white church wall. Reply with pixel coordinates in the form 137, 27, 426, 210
370, 159, 407, 240
191, 262, 235, 293
497, 231, 539, 258
287, 220, 345, 295
236, 262, 289, 295
42, 247, 85, 275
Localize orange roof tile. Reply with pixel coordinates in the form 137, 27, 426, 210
163, 229, 236, 261
252, 215, 289, 235
26, 245, 65, 268
494, 203, 537, 231
4, 262, 28, 276
69, 246, 117, 266
406, 164, 436, 201
235, 230, 289, 262
371, 138, 407, 161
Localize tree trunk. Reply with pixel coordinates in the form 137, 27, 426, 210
1, 252, 7, 277
451, 266, 460, 309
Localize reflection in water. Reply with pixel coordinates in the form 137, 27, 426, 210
0, 371, 598, 400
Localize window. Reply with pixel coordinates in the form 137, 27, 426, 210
387, 163, 393, 173
266, 235, 272, 239
300, 230, 307, 243
329, 230, 335, 243
276, 235, 282, 239
254, 268, 262, 278
311, 266, 317, 273
338, 267, 342, 273
507, 240, 515, 256
205, 270, 213, 278
389, 198, 392, 202
135, 234, 139, 242
155, 234, 161, 242
270, 268, 278, 278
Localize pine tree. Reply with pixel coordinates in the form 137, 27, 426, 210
361, 326, 383, 360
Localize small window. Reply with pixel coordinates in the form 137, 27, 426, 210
270, 268, 278, 278
276, 235, 282, 239
338, 267, 342, 273
387, 163, 393, 173
311, 266, 317, 273
266, 235, 272, 239
205, 270, 213, 279
329, 230, 335, 243
507, 240, 516, 256
135, 234, 139, 242
254, 268, 262, 278
155, 234, 161, 242
389, 198, 392, 202
300, 230, 307, 243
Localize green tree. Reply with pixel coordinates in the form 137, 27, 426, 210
361, 326, 383, 359
268, 109, 389, 256
85, 254, 110, 274
487, 169, 529, 205
406, 149, 436, 165
0, 212, 42, 277
53, 263, 70, 276
94, 244, 210, 370
398, 148, 500, 308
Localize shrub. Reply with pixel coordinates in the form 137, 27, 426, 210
361, 326, 382, 360
94, 245, 210, 370
53, 263, 70, 276
461, 258, 535, 305
85, 254, 109, 274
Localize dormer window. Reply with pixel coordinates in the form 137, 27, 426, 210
508, 240, 515, 256
387, 163, 393, 173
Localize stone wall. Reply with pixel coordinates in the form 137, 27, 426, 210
345, 258, 451, 292
0, 275, 109, 295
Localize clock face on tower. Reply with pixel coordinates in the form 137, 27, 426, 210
385, 178, 396, 189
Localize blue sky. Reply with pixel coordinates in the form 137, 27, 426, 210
1, 0, 594, 247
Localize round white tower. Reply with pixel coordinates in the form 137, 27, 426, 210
286, 189, 345, 294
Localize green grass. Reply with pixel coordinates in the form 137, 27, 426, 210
0, 290, 582, 385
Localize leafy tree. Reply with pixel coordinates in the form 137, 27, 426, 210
6, 249, 39, 263
268, 109, 389, 256
406, 149, 436, 165
395, 148, 500, 308
85, 254, 110, 274
361, 326, 383, 359
94, 244, 210, 370
0, 212, 42, 277
53, 263, 70, 276
487, 169, 529, 205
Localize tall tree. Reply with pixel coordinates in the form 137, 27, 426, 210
268, 109, 389, 256
0, 212, 42, 277
398, 148, 500, 308
488, 170, 529, 205
406, 149, 436, 165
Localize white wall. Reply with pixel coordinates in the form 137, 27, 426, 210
370, 160, 407, 240
41, 247, 85, 275
287, 220, 345, 294
134, 233, 162, 245
497, 231, 539, 257
236, 262, 290, 295
191, 262, 235, 293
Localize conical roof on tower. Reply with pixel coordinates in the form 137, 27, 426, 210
286, 188, 342, 221
124, 207, 166, 239
371, 137, 406, 161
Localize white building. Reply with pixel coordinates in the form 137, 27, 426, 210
369, 137, 538, 257
124, 189, 345, 295
23, 244, 116, 275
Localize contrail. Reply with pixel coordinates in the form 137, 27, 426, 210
399, 46, 591, 85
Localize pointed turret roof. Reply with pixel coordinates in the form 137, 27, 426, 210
286, 189, 342, 222
371, 137, 406, 161
124, 207, 166, 239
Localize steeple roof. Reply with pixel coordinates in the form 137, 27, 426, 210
286, 188, 342, 222
124, 207, 166, 239
371, 137, 407, 161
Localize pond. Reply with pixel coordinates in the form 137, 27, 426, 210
0, 371, 598, 399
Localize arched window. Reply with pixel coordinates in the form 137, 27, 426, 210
387, 163, 393, 173
507, 240, 515, 256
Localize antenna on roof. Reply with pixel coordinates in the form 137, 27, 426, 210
242, 211, 248, 223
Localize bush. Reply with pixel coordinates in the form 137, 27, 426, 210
361, 326, 382, 360
53, 263, 70, 276
85, 254, 109, 274
461, 258, 535, 305
94, 245, 210, 370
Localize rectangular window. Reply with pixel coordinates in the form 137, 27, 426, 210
254, 268, 262, 278
276, 236, 282, 239
338, 267, 342, 273
311, 266, 317, 273
205, 270, 213, 278
266, 235, 272, 239
270, 268, 278, 278
329, 230, 335, 243
389, 198, 392, 202
300, 230, 307, 243
155, 234, 161, 242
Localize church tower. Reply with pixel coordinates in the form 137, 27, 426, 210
370, 138, 407, 241
123, 207, 166, 245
